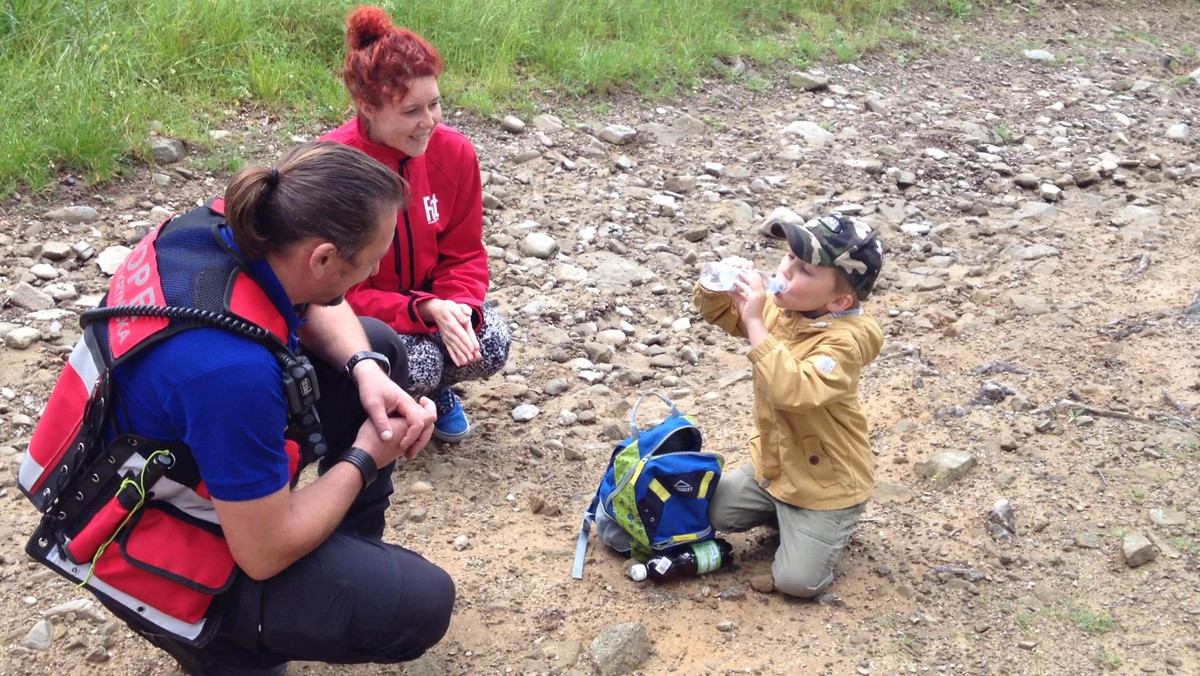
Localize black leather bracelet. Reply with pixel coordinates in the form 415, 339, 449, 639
337, 447, 378, 492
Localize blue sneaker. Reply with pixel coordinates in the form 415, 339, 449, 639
433, 389, 471, 443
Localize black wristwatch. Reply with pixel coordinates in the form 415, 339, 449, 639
344, 351, 390, 377
337, 447, 378, 491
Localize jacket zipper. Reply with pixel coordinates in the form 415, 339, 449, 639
394, 157, 417, 291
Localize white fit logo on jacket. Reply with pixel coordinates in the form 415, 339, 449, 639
423, 195, 440, 224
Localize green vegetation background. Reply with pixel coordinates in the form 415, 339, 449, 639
0, 0, 970, 195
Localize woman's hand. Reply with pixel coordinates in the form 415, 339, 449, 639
420, 299, 482, 367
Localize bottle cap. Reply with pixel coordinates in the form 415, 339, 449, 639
629, 564, 648, 582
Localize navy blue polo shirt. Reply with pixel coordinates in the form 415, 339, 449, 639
110, 230, 306, 502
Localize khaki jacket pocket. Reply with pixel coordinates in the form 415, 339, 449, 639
803, 437, 839, 488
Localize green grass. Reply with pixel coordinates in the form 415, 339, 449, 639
1, 0, 981, 195
1170, 536, 1197, 554
1065, 606, 1115, 635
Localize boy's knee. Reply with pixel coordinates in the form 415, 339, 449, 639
771, 564, 833, 599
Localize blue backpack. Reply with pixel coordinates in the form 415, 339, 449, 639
572, 392, 724, 579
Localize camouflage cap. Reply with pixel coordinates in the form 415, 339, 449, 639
769, 214, 884, 300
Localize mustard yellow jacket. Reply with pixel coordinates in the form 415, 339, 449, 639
694, 285, 883, 510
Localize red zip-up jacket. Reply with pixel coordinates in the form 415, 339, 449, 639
321, 118, 488, 334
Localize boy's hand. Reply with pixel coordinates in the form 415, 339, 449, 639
730, 269, 767, 320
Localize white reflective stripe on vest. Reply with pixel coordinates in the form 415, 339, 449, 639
114, 457, 220, 526
41, 540, 206, 643
69, 334, 103, 395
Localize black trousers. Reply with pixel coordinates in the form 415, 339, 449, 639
106, 318, 454, 674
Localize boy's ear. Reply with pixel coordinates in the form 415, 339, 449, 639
826, 292, 856, 313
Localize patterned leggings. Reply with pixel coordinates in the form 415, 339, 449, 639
368, 303, 511, 403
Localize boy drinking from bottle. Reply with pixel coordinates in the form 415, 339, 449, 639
693, 214, 884, 598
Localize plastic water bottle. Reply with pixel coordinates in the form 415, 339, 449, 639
629, 539, 734, 582
700, 261, 786, 295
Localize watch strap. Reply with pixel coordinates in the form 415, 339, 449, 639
344, 350, 390, 377
337, 447, 378, 491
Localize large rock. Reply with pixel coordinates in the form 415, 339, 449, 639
1121, 532, 1157, 568
915, 450, 976, 486
44, 205, 99, 224
8, 282, 55, 311
787, 71, 829, 91
590, 622, 651, 676
598, 125, 637, 145
782, 120, 833, 146
519, 232, 559, 259
757, 206, 803, 237
21, 619, 54, 651
1111, 205, 1159, 228
637, 122, 684, 146
40, 241, 74, 261
150, 137, 186, 164
96, 245, 133, 275
4, 326, 42, 349
577, 252, 656, 292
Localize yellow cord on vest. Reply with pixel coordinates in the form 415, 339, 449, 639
78, 450, 171, 587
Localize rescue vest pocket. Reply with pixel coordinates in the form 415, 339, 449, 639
94, 502, 238, 624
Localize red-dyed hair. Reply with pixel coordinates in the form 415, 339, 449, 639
343, 6, 444, 109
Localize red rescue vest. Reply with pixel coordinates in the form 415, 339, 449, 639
19, 201, 303, 646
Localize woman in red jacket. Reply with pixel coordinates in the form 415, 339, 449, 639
323, 6, 511, 443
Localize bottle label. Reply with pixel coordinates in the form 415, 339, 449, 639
653, 558, 672, 575
693, 540, 722, 575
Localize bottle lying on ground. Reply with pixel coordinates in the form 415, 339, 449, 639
700, 261, 786, 295
629, 538, 734, 582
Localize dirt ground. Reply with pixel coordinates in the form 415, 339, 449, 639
2, 2, 1199, 675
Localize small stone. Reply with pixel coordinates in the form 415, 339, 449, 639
664, 175, 697, 193
895, 171, 917, 188
1122, 532, 1158, 568
500, 115, 525, 134
512, 404, 540, 422
40, 241, 73, 261
1014, 173, 1039, 189
409, 481, 434, 494
924, 147, 950, 161
865, 96, 887, 114
1023, 49, 1055, 62
749, 574, 775, 594
30, 263, 58, 280
1166, 123, 1189, 141
599, 125, 637, 145
1039, 184, 1061, 202
453, 535, 471, 551
1074, 170, 1101, 187
782, 120, 833, 146
149, 137, 186, 164
1017, 640, 1038, 651
1147, 508, 1187, 527
68, 244, 95, 265
543, 378, 569, 396
408, 507, 427, 523
512, 149, 542, 164
716, 620, 736, 632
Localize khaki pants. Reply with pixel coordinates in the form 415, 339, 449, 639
708, 465, 865, 598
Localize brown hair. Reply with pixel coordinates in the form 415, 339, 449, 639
223, 142, 403, 261
342, 6, 444, 109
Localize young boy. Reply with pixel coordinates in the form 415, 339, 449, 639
694, 214, 884, 598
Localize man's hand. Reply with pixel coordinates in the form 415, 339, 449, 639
421, 299, 481, 367
352, 394, 437, 465
353, 363, 435, 452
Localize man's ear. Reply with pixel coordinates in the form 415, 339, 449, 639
826, 292, 856, 314
308, 242, 339, 280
